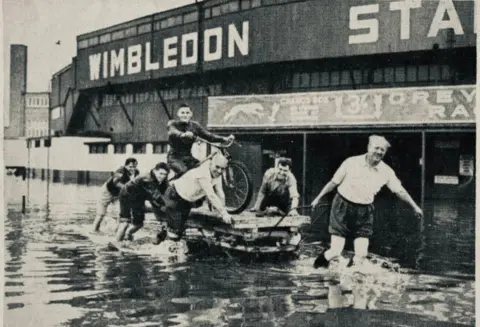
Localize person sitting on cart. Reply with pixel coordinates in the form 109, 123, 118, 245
167, 103, 235, 176
92, 157, 140, 232
116, 162, 170, 242
249, 157, 300, 217
159, 153, 234, 243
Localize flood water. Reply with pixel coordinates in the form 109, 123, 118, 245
3, 175, 475, 327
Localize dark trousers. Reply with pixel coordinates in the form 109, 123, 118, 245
329, 193, 374, 239
163, 185, 193, 238
259, 185, 291, 214
167, 152, 200, 176
119, 196, 146, 227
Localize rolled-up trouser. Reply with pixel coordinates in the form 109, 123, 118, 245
259, 185, 292, 214
119, 196, 146, 227
163, 184, 193, 239
329, 193, 374, 239
167, 152, 200, 176
96, 185, 117, 216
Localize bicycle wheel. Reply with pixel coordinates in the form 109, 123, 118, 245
223, 160, 253, 214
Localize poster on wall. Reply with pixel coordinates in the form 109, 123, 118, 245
208, 85, 476, 128
459, 155, 474, 176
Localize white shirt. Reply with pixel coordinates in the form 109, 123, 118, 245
332, 154, 403, 204
173, 161, 222, 202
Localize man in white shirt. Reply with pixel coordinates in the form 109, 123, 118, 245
249, 157, 300, 216
160, 153, 233, 241
311, 135, 423, 268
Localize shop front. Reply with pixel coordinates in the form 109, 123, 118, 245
207, 85, 476, 227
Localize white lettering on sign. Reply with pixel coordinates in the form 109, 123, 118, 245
128, 44, 142, 75
110, 48, 125, 77
349, 4, 379, 44
436, 90, 453, 103
181, 32, 198, 65
228, 21, 249, 58
145, 42, 159, 71
88, 21, 250, 81
389, 0, 422, 40
428, 0, 464, 37
204, 27, 223, 62
349, 1, 469, 45
164, 36, 178, 69
89, 53, 101, 80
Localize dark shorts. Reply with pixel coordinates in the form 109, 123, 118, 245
119, 196, 145, 226
259, 185, 291, 214
164, 184, 193, 237
167, 152, 200, 176
329, 193, 374, 239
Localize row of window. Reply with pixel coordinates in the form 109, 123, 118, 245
290, 64, 454, 90
27, 139, 51, 148
26, 129, 48, 138
78, 0, 263, 49
27, 97, 49, 107
101, 84, 222, 106
89, 143, 169, 154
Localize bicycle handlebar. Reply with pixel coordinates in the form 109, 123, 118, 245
196, 137, 236, 148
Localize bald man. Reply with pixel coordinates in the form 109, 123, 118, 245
155, 153, 233, 243
311, 135, 423, 268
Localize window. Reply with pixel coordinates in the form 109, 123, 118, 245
441, 65, 451, 80
418, 65, 429, 81
251, 0, 262, 8
78, 39, 89, 49
406, 65, 417, 82
89, 144, 108, 154
154, 21, 161, 30
222, 1, 239, 14
395, 66, 405, 82
88, 37, 99, 46
112, 30, 125, 40
99, 33, 111, 43
184, 11, 198, 24
208, 84, 222, 96
212, 5, 221, 17
35, 140, 41, 148
125, 26, 137, 37
384, 67, 394, 83
153, 143, 168, 154
300, 72, 310, 88
138, 23, 152, 34
44, 139, 51, 147
241, 0, 251, 10
340, 70, 350, 85
330, 71, 340, 85
204, 8, 212, 18
373, 68, 383, 83
133, 143, 146, 154
114, 144, 126, 154
429, 65, 441, 81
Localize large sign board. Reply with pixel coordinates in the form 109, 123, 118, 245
207, 85, 476, 128
75, 0, 476, 89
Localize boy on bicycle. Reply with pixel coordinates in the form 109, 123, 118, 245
167, 103, 235, 176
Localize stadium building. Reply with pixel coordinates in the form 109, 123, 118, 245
26, 0, 476, 213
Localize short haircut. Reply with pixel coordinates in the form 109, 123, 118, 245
177, 103, 192, 111
153, 162, 170, 172
368, 135, 391, 149
125, 157, 138, 166
277, 157, 292, 168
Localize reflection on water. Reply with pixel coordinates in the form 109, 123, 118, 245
3, 176, 475, 327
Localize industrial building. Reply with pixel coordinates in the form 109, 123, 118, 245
41, 0, 475, 210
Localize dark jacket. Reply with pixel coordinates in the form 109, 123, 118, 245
106, 166, 140, 196
167, 120, 225, 156
120, 170, 169, 207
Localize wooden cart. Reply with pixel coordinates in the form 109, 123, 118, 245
178, 208, 311, 255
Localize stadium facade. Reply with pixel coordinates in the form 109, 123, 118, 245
22, 0, 476, 207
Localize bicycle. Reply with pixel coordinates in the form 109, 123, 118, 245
170, 137, 254, 215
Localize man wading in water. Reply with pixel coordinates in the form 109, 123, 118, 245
92, 158, 139, 232
311, 135, 423, 268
